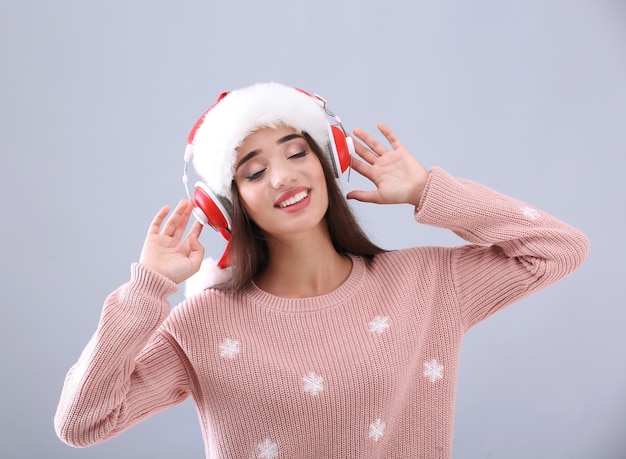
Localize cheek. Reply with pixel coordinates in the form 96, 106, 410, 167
237, 188, 255, 211
236, 184, 264, 220
309, 155, 326, 181
313, 161, 328, 196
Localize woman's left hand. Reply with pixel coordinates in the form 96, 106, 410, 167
346, 123, 429, 207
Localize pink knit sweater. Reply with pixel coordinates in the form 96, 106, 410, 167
54, 167, 588, 458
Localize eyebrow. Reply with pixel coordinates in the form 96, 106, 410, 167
235, 133, 305, 170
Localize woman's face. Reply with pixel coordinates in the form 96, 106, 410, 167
233, 125, 329, 239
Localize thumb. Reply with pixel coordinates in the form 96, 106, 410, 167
187, 223, 205, 267
346, 189, 382, 204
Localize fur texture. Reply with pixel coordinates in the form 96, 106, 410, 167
185, 257, 232, 298
190, 82, 331, 200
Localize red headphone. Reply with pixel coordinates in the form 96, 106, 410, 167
182, 88, 354, 268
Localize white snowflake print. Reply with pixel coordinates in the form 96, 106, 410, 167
368, 315, 390, 334
423, 358, 444, 383
369, 418, 386, 442
520, 205, 540, 220
218, 338, 240, 359
302, 371, 324, 396
257, 438, 278, 459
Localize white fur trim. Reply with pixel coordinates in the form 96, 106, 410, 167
190, 82, 331, 200
184, 257, 232, 298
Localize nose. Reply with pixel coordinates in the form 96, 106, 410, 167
270, 161, 297, 189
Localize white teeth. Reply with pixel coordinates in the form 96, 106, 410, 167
278, 190, 309, 208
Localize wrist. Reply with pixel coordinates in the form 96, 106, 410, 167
409, 170, 430, 208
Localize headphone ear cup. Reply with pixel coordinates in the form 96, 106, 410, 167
193, 182, 232, 239
328, 125, 353, 177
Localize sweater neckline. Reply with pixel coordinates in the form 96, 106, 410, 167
241, 255, 365, 313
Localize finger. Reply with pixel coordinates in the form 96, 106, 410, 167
172, 200, 194, 241
349, 154, 376, 182
353, 127, 388, 156
377, 123, 405, 151
187, 220, 204, 244
183, 221, 205, 260
186, 222, 205, 259
162, 200, 190, 237
351, 136, 379, 165
147, 205, 171, 235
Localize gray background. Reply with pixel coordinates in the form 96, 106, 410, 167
1, 0, 624, 458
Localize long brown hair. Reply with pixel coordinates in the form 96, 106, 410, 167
218, 132, 386, 291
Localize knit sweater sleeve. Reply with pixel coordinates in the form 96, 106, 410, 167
415, 167, 589, 329
54, 263, 193, 447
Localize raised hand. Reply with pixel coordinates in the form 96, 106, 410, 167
139, 200, 205, 284
346, 123, 429, 208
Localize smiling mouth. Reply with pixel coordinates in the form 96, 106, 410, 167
277, 190, 310, 208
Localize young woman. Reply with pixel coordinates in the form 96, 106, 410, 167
55, 82, 589, 458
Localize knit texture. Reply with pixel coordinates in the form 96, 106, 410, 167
54, 168, 589, 458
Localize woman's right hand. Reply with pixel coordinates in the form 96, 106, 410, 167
139, 200, 204, 284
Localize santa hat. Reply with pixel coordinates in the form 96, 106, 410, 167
183, 82, 337, 296
189, 82, 334, 201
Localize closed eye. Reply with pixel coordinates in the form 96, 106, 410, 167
245, 168, 266, 181
288, 151, 307, 159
